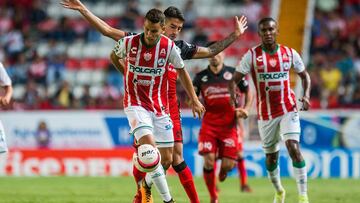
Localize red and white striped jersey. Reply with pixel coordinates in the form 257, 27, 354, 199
114, 33, 184, 116
0, 62, 11, 86
236, 44, 305, 120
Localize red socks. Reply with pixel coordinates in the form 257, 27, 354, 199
203, 167, 217, 200
237, 158, 247, 186
174, 161, 200, 203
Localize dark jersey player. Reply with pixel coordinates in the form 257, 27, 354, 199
61, 1, 248, 203
193, 44, 253, 203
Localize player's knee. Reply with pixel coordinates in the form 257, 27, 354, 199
204, 158, 215, 169
172, 152, 184, 166
160, 156, 173, 170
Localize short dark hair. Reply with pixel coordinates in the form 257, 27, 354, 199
145, 8, 166, 25
258, 17, 277, 28
164, 6, 185, 22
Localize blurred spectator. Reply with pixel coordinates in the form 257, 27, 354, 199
54, 80, 73, 108
35, 121, 51, 149
192, 27, 208, 47
183, 0, 197, 29
28, 53, 47, 85
29, 0, 48, 24
22, 79, 40, 109
239, 0, 262, 31
7, 53, 28, 84
319, 62, 342, 108
120, 0, 140, 30
46, 53, 66, 85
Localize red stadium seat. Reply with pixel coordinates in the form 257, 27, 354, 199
104, 18, 119, 27
80, 58, 97, 69
65, 58, 80, 70
96, 58, 110, 69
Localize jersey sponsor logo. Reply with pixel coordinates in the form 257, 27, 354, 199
204, 87, 229, 97
223, 138, 236, 148
129, 64, 165, 76
133, 78, 153, 86
256, 56, 263, 62
265, 85, 283, 91
160, 48, 166, 56
201, 75, 208, 82
269, 58, 277, 67
199, 142, 212, 151
223, 71, 232, 80
131, 47, 137, 54
143, 52, 152, 61
157, 58, 166, 67
283, 62, 291, 70
282, 53, 288, 60
258, 72, 288, 81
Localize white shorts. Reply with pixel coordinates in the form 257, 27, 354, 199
0, 121, 8, 153
258, 111, 301, 154
125, 106, 174, 148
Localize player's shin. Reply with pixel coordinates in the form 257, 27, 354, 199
147, 165, 173, 202
266, 161, 284, 193
173, 161, 200, 203
293, 161, 308, 196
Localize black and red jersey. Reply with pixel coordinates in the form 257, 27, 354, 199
193, 65, 248, 128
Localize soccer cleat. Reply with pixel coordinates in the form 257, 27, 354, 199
140, 180, 153, 203
210, 198, 219, 203
241, 184, 252, 193
218, 171, 227, 182
132, 190, 142, 203
163, 198, 176, 203
273, 189, 286, 203
298, 194, 309, 203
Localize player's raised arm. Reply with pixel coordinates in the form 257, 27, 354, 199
60, 0, 125, 41
192, 15, 248, 59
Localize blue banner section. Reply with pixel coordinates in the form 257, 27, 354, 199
183, 147, 360, 178
104, 117, 131, 146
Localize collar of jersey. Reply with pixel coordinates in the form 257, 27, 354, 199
140, 33, 161, 49
261, 44, 279, 55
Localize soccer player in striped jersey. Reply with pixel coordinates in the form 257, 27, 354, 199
61, 1, 247, 202
229, 17, 311, 203
0, 62, 13, 154
111, 9, 205, 203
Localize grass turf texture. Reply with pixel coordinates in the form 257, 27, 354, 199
0, 177, 358, 203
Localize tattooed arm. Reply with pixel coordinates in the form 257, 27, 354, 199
192, 15, 248, 59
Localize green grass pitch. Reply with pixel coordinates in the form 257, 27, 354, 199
0, 176, 358, 203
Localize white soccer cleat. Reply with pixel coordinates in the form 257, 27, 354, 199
273, 189, 286, 203
298, 194, 309, 203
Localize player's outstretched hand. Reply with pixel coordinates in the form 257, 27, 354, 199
299, 96, 310, 111
234, 15, 248, 37
0, 96, 10, 107
60, 0, 85, 11
191, 99, 205, 119
235, 108, 249, 119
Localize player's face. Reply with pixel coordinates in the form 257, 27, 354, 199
143, 19, 165, 46
209, 52, 224, 67
164, 17, 184, 40
258, 21, 278, 46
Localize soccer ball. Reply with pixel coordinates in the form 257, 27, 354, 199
133, 144, 161, 172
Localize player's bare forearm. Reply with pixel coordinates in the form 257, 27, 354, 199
0, 85, 12, 106
243, 87, 253, 111
229, 71, 245, 106
298, 70, 311, 99
110, 52, 124, 74
192, 33, 238, 59
61, 0, 124, 41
